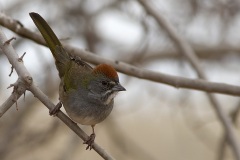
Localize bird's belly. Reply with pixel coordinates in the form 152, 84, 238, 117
68, 113, 100, 125
62, 102, 113, 126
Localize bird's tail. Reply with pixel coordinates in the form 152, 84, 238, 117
30, 12, 69, 78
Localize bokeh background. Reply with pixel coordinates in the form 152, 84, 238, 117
1, 0, 240, 160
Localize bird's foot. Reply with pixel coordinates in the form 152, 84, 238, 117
83, 133, 96, 150
49, 102, 62, 116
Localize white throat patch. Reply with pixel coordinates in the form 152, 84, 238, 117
104, 91, 118, 105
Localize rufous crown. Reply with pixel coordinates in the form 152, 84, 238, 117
93, 64, 119, 80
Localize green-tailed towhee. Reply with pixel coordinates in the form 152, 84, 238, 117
29, 12, 126, 150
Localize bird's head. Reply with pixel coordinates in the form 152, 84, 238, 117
88, 64, 126, 105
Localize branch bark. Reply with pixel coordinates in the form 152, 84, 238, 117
0, 78, 26, 117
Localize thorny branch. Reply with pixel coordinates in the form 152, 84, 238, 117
0, 28, 115, 160
0, 78, 26, 116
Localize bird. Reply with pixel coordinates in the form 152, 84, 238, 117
29, 12, 126, 150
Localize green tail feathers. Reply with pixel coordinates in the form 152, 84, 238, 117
29, 12, 69, 78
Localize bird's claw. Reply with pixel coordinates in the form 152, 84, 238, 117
49, 102, 62, 116
83, 133, 96, 150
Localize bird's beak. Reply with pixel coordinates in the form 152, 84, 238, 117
113, 83, 126, 91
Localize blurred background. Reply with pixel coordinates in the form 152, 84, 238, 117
1, 0, 240, 159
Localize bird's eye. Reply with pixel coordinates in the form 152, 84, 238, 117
101, 81, 108, 86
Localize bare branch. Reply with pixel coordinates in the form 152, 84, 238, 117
0, 13, 240, 97
0, 27, 115, 160
136, 0, 240, 159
